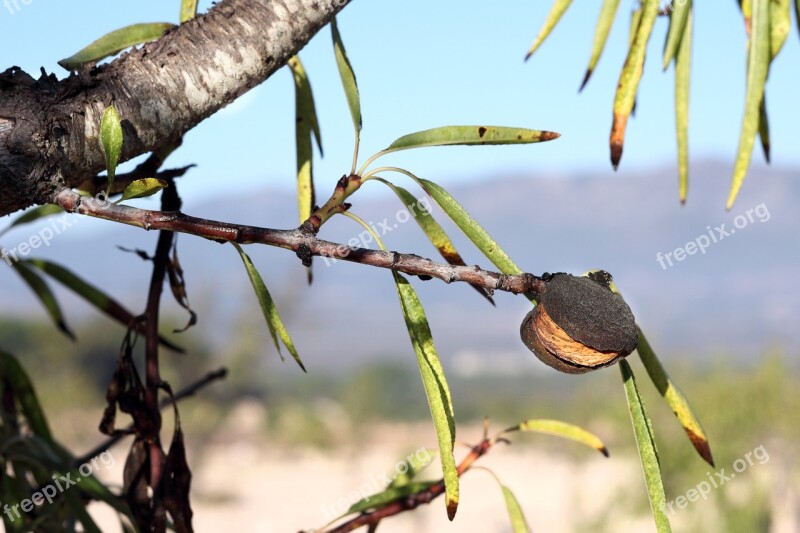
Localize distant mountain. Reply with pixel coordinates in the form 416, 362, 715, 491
1, 159, 796, 373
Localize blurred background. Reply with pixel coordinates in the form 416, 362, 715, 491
1, 1, 798, 531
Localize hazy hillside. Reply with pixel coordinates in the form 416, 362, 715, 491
1, 159, 796, 372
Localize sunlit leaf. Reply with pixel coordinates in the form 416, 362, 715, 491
389, 449, 437, 489
619, 360, 671, 533
231, 243, 306, 372
374, 178, 493, 304
580, 0, 622, 90
500, 485, 531, 533
662, 0, 692, 69
118, 178, 167, 202
675, 10, 692, 203
11, 261, 74, 340
769, 0, 791, 59
0, 205, 64, 238
525, 0, 574, 60
383, 126, 560, 154
609, 0, 658, 169
23, 258, 182, 352
505, 419, 608, 456
100, 105, 123, 193
393, 273, 459, 519
180, 0, 199, 23
636, 330, 714, 466
331, 18, 361, 133
58, 23, 175, 70
727, 0, 770, 209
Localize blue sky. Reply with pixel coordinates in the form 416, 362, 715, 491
2, 1, 799, 206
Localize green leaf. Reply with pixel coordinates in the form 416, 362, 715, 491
288, 55, 320, 283
500, 485, 532, 533
180, 0, 199, 23
345, 481, 437, 516
383, 126, 560, 154
506, 419, 609, 457
580, 0, 622, 90
619, 360, 671, 533
662, 0, 692, 69
100, 105, 123, 193
525, 0, 574, 59
389, 449, 437, 489
610, 0, 659, 169
23, 258, 182, 353
374, 178, 493, 304
0, 351, 53, 443
727, 0, 770, 209
331, 18, 361, 133
674, 9, 692, 203
636, 329, 714, 466
231, 243, 306, 372
769, 0, 791, 59
393, 273, 459, 519
118, 178, 167, 202
0, 205, 65, 238
58, 23, 175, 70
11, 261, 74, 340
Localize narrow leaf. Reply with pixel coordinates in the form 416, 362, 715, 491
500, 485, 532, 533
0, 351, 54, 442
609, 0, 659, 169
58, 23, 175, 70
180, 0, 199, 23
23, 258, 182, 352
393, 273, 458, 519
231, 243, 306, 372
727, 0, 770, 209
619, 360, 672, 533
636, 329, 714, 466
288, 55, 321, 283
580, 0, 622, 90
375, 178, 493, 304
118, 178, 167, 202
11, 261, 74, 340
675, 10, 692, 203
507, 419, 609, 457
0, 205, 64, 238
331, 18, 361, 133
525, 0, 574, 60
662, 0, 692, 69
769, 0, 791, 60
100, 105, 123, 192
384, 126, 560, 154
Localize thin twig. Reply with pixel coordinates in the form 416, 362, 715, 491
54, 189, 545, 298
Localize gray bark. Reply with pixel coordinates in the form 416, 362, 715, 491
0, 0, 350, 217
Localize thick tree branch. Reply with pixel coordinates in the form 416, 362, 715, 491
54, 189, 546, 298
0, 0, 351, 217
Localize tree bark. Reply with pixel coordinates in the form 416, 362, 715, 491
0, 0, 350, 217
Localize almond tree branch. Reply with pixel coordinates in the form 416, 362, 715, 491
54, 189, 546, 298
322, 438, 495, 533
0, 0, 352, 217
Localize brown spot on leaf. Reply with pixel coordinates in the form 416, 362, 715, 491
477, 126, 487, 138
685, 428, 715, 467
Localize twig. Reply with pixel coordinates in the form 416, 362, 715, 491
54, 189, 546, 298
322, 438, 495, 533
74, 368, 228, 467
